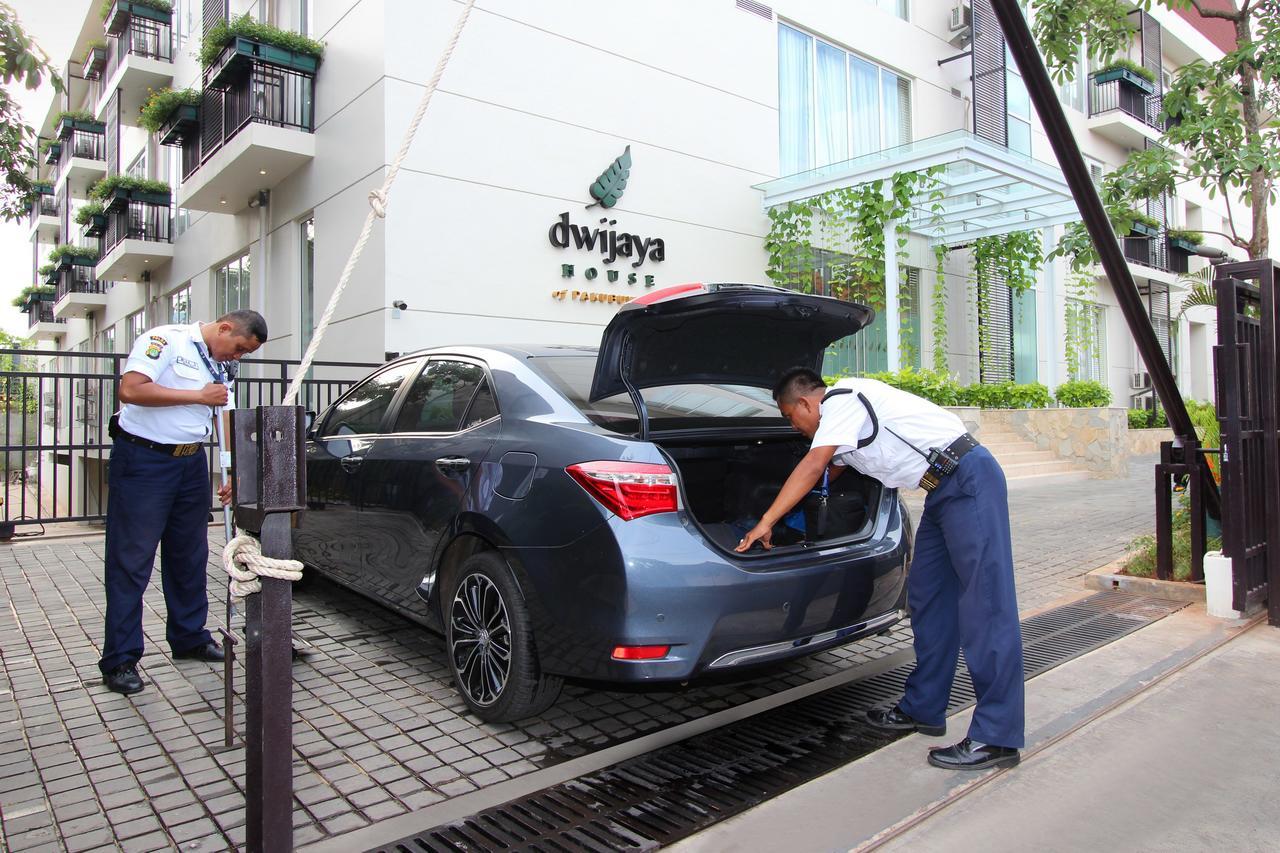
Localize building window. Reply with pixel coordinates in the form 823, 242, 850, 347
168, 285, 191, 325
873, 0, 908, 19
1067, 299, 1105, 382
126, 149, 147, 179
779, 23, 912, 175
215, 252, 251, 315
166, 147, 190, 237
300, 218, 315, 357
1056, 41, 1087, 113
100, 326, 116, 353
1005, 44, 1031, 155
127, 310, 146, 345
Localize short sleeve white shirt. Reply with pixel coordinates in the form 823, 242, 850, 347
809, 378, 966, 489
118, 323, 234, 443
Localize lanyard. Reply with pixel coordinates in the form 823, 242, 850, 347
193, 339, 228, 384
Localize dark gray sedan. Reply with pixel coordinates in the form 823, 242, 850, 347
294, 283, 911, 721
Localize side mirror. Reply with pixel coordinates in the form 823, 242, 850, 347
304, 410, 318, 439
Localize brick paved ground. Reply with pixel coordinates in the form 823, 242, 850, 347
0, 456, 1159, 851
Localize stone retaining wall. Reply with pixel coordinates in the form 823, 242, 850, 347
1128, 428, 1174, 456
980, 407, 1129, 478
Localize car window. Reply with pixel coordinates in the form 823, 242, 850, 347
320, 361, 419, 437
392, 360, 486, 433
461, 379, 498, 429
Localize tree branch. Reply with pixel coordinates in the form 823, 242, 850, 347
1183, 0, 1244, 21
1217, 183, 1251, 250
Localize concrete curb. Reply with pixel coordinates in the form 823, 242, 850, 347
1083, 558, 1205, 603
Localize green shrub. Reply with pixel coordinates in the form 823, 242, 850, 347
37, 263, 55, 278
1122, 505, 1221, 582
957, 381, 1051, 410
12, 284, 56, 309
1166, 228, 1204, 245
99, 0, 171, 20
1055, 379, 1112, 408
73, 201, 106, 225
138, 87, 200, 133
200, 13, 324, 69
38, 137, 58, 152
48, 243, 99, 264
859, 368, 963, 406
1127, 408, 1168, 429
89, 174, 171, 201
54, 110, 96, 125
1097, 57, 1156, 83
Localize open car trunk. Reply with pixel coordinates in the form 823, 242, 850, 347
658, 434, 884, 551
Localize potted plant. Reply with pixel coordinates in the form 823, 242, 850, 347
38, 263, 57, 285
102, 0, 172, 38
1166, 229, 1203, 254
55, 110, 105, 139
139, 87, 201, 144
13, 284, 57, 311
1092, 58, 1156, 94
1115, 208, 1161, 238
89, 174, 172, 210
200, 13, 323, 90
39, 137, 61, 165
74, 201, 109, 237
48, 243, 100, 268
82, 39, 107, 78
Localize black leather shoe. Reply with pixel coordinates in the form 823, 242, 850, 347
866, 704, 946, 737
927, 737, 1020, 771
104, 664, 144, 695
174, 641, 225, 663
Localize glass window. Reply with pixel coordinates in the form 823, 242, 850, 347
300, 218, 315, 356
168, 286, 190, 324
126, 149, 147, 179
127, 310, 145, 345
216, 252, 251, 315
321, 361, 418, 437
166, 147, 189, 237
100, 327, 116, 353
874, 0, 908, 18
463, 380, 499, 429
778, 24, 912, 174
1067, 299, 1106, 382
393, 360, 488, 433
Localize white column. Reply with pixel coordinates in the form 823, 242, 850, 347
1042, 227, 1058, 390
883, 189, 900, 371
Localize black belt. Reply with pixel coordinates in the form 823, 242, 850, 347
109, 415, 204, 458
919, 433, 980, 492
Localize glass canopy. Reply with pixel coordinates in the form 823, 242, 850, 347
753, 130, 1081, 247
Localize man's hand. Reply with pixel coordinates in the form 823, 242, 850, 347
199, 383, 229, 407
217, 482, 232, 507
735, 522, 773, 552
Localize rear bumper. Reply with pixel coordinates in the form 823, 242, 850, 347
508, 493, 911, 682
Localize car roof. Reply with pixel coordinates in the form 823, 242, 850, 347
398, 343, 599, 360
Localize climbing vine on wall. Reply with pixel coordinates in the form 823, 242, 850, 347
1063, 272, 1099, 380
932, 243, 950, 371
970, 230, 1044, 370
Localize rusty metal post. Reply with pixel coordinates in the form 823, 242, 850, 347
1188, 453, 1206, 583
231, 406, 306, 853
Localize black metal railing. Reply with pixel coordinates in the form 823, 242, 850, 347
1122, 231, 1171, 272
103, 13, 173, 80
101, 200, 172, 255
29, 194, 58, 224
26, 303, 60, 328
57, 128, 106, 173
1088, 76, 1164, 133
0, 350, 376, 530
192, 62, 314, 178
53, 264, 106, 301
1213, 259, 1279, 622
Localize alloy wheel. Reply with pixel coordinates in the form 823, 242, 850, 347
449, 572, 512, 706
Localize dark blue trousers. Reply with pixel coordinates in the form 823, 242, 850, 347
99, 438, 214, 674
898, 446, 1025, 748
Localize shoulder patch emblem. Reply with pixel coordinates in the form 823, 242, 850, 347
145, 337, 167, 360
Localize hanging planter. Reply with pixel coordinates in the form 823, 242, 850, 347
103, 0, 173, 38
201, 15, 323, 90
43, 142, 62, 165
157, 104, 199, 145
89, 175, 172, 211
56, 117, 106, 139
1166, 230, 1203, 254
140, 88, 202, 143
82, 43, 107, 78
1092, 60, 1156, 95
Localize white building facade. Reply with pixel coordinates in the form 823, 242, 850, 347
23, 0, 1262, 412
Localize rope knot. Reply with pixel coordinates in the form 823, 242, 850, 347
222, 533, 304, 602
368, 188, 388, 218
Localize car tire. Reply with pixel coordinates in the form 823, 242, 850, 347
443, 551, 562, 722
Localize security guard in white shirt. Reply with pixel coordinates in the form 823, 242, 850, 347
736, 367, 1025, 771
99, 310, 267, 696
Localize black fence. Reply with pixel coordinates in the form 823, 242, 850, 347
0, 351, 376, 533
101, 201, 172, 255
1213, 259, 1279, 623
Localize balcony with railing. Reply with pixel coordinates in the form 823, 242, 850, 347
95, 1, 174, 125
28, 186, 59, 241
54, 120, 107, 196
1087, 70, 1165, 149
94, 191, 174, 283
52, 259, 107, 320
23, 296, 65, 341
175, 38, 318, 213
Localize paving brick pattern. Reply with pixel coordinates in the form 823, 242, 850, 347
0, 456, 1159, 850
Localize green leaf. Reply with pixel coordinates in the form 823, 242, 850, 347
587, 145, 632, 209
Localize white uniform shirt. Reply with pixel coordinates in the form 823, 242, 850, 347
810, 378, 966, 489
118, 323, 233, 444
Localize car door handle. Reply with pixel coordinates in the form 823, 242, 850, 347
434, 456, 471, 474
340, 455, 363, 473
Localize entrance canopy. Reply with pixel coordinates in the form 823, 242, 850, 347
753, 130, 1081, 247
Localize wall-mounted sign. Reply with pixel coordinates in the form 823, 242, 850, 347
549, 145, 666, 304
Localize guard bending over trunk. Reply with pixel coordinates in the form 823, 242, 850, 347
735, 367, 1024, 771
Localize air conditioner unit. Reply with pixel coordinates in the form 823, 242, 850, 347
1130, 371, 1151, 390
949, 3, 972, 31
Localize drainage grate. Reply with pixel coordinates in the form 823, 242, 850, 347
374, 591, 1184, 853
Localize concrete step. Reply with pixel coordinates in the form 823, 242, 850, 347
989, 449, 1058, 465
1001, 459, 1086, 478
1005, 468, 1092, 487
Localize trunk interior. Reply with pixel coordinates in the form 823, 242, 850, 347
658, 434, 884, 552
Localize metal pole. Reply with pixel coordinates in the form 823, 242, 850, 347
213, 407, 239, 748
986, 0, 1220, 517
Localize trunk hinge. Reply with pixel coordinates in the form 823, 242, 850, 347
619, 336, 650, 441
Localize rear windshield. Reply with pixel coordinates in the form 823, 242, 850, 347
531, 355, 786, 434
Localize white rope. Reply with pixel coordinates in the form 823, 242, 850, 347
223, 533, 304, 601
281, 0, 478, 407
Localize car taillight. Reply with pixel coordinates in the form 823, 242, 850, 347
612, 645, 670, 660
566, 461, 678, 521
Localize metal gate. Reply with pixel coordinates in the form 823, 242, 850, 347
0, 349, 376, 534
1213, 259, 1279, 623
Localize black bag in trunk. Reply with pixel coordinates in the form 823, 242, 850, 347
802, 470, 867, 539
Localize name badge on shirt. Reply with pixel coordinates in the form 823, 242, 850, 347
175, 356, 201, 371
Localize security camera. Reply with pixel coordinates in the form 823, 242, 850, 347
392, 300, 408, 311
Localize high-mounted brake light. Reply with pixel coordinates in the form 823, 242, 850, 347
611, 645, 671, 661
566, 461, 678, 520
629, 282, 706, 306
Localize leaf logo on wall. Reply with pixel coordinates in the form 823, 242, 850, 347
586, 145, 632, 209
